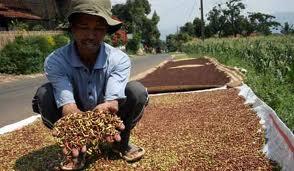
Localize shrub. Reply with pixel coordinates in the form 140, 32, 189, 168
53, 34, 70, 48
8, 20, 29, 31
126, 34, 141, 53
0, 34, 70, 74
31, 24, 46, 31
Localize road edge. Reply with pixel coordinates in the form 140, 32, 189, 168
0, 115, 41, 135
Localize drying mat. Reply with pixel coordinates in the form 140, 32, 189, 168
137, 58, 231, 94
0, 89, 274, 170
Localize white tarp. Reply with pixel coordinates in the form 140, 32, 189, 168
238, 84, 294, 171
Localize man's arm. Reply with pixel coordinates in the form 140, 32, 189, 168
104, 55, 131, 103
62, 103, 82, 116
45, 53, 79, 116
94, 54, 130, 113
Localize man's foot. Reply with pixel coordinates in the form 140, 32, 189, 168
112, 143, 145, 162
60, 153, 86, 171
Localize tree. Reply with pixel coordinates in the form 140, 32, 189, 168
112, 4, 131, 31
193, 18, 203, 37
239, 16, 255, 36
281, 22, 294, 35
206, 0, 280, 37
207, 5, 226, 37
180, 22, 195, 36
248, 12, 280, 35
141, 15, 161, 49
166, 33, 192, 52
112, 0, 151, 33
222, 0, 245, 37
179, 18, 203, 38
112, 0, 160, 50
166, 34, 178, 52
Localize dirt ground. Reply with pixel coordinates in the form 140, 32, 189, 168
0, 73, 43, 83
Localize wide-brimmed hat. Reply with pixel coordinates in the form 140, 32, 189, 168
67, 0, 122, 34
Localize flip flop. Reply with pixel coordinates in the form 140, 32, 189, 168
112, 144, 145, 162
60, 153, 86, 171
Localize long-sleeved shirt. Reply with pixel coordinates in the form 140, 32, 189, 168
44, 42, 131, 111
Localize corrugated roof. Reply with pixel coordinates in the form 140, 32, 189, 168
0, 3, 41, 20
0, 0, 29, 10
0, 3, 8, 10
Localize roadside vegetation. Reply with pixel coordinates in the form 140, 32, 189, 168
181, 35, 294, 131
166, 0, 294, 51
0, 34, 70, 74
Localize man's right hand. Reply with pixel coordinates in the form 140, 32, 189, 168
105, 122, 125, 143
62, 103, 82, 116
63, 144, 87, 157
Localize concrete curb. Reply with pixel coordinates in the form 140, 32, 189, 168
0, 115, 41, 135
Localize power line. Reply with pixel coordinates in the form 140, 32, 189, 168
153, 0, 188, 17
188, 0, 197, 22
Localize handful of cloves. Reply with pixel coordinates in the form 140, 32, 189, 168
52, 110, 123, 154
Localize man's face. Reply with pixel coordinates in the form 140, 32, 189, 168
71, 14, 108, 54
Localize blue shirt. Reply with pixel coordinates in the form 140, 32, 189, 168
44, 42, 131, 111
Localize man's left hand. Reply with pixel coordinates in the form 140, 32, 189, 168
93, 100, 125, 143
93, 100, 119, 113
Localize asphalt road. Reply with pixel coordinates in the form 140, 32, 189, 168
0, 54, 171, 127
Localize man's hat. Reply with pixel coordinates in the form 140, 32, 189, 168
67, 0, 122, 34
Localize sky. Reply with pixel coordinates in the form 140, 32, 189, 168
111, 0, 294, 39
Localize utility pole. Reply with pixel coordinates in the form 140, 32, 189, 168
200, 0, 205, 41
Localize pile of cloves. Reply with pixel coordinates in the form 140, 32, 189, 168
52, 110, 123, 154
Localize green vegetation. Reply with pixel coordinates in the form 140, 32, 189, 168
112, 0, 162, 52
182, 35, 294, 131
0, 34, 70, 74
281, 22, 294, 35
166, 0, 283, 52
8, 20, 48, 31
126, 33, 141, 54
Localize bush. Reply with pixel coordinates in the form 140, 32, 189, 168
0, 34, 70, 74
8, 20, 29, 31
31, 24, 46, 31
53, 34, 70, 48
126, 34, 141, 53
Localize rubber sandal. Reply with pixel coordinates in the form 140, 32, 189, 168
112, 144, 145, 162
60, 153, 86, 171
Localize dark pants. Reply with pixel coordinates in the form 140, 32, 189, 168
32, 80, 148, 149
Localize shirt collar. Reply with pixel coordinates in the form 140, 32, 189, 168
70, 42, 107, 69
94, 43, 107, 69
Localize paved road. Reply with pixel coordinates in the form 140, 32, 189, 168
0, 54, 171, 127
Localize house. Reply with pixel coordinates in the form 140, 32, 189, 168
0, 0, 41, 30
0, 0, 70, 29
0, 0, 127, 39
23, 0, 71, 21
